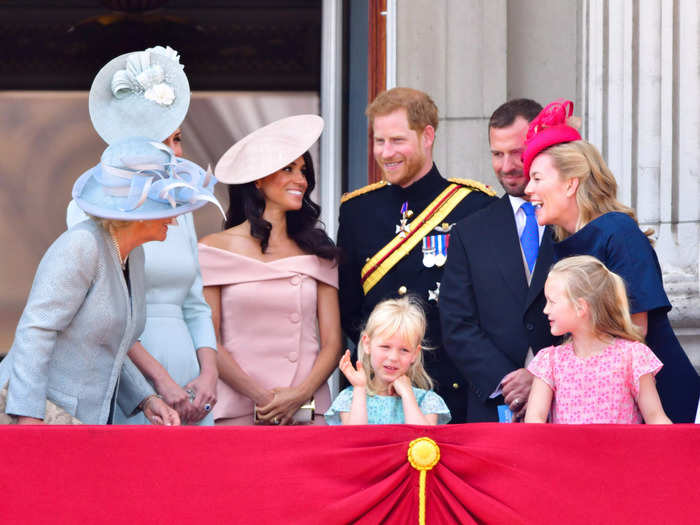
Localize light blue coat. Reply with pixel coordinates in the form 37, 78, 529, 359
67, 203, 217, 425
0, 220, 155, 424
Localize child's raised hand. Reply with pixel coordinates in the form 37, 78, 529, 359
389, 374, 413, 398
339, 349, 366, 388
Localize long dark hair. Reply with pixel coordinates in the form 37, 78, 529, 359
224, 151, 341, 263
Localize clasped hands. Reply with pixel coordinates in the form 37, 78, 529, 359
153, 370, 218, 424
142, 395, 180, 426
255, 386, 309, 426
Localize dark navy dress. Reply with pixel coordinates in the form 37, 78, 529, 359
554, 212, 699, 423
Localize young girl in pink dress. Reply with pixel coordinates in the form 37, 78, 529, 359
525, 255, 671, 424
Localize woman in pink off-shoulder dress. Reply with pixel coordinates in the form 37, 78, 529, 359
199, 115, 342, 425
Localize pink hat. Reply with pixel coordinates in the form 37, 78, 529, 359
521, 99, 582, 177
215, 115, 323, 185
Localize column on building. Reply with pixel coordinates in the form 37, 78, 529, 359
395, 0, 507, 190
581, 0, 700, 365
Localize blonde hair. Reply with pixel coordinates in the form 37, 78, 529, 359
549, 255, 644, 342
357, 296, 434, 395
86, 214, 132, 232
543, 141, 653, 242
366, 87, 439, 134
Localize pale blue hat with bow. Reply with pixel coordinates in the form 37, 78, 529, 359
72, 138, 224, 220
89, 46, 190, 145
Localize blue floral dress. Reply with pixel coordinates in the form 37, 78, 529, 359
324, 386, 451, 425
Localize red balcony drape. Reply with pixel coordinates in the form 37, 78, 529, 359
1, 424, 697, 524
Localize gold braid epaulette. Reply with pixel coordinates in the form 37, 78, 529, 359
340, 180, 388, 203
447, 178, 497, 197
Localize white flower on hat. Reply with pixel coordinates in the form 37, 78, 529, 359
144, 83, 175, 106
136, 64, 165, 91
147, 45, 181, 65
113, 51, 172, 101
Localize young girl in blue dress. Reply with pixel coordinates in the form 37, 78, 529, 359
325, 296, 450, 425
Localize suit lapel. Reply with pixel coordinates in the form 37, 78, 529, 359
525, 226, 554, 309
489, 196, 528, 303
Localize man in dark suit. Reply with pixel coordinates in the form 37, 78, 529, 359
440, 99, 558, 422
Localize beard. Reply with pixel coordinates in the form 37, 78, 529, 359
496, 170, 529, 197
380, 148, 428, 187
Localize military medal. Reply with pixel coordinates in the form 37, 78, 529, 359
423, 234, 449, 267
423, 235, 450, 268
395, 201, 412, 238
421, 236, 436, 267
434, 234, 449, 267
428, 282, 441, 302
433, 222, 455, 233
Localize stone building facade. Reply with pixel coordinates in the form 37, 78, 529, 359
390, 0, 699, 367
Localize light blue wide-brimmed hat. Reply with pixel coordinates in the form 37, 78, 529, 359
89, 46, 190, 145
72, 138, 224, 220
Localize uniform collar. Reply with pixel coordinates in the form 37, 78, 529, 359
392, 163, 444, 202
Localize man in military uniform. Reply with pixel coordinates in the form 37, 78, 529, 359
337, 87, 496, 423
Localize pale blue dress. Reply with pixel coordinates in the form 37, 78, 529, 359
67, 203, 217, 425
324, 386, 451, 425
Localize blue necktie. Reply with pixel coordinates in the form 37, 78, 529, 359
520, 201, 539, 273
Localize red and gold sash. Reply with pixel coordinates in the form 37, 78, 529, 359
360, 183, 472, 295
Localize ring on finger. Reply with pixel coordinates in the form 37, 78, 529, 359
186, 388, 196, 403
204, 403, 212, 412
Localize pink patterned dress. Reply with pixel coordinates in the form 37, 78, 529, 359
527, 338, 663, 424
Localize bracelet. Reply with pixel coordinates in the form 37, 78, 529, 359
139, 394, 162, 412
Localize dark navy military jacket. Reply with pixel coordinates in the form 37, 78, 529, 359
337, 164, 496, 423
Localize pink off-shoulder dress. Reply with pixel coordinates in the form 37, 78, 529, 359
198, 245, 337, 425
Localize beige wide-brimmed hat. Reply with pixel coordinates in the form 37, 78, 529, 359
215, 114, 324, 184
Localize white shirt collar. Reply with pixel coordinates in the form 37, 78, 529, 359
508, 195, 528, 215
508, 194, 544, 240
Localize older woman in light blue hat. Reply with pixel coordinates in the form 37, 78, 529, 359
0, 136, 222, 425
67, 46, 223, 425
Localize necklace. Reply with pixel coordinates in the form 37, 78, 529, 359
109, 231, 127, 270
